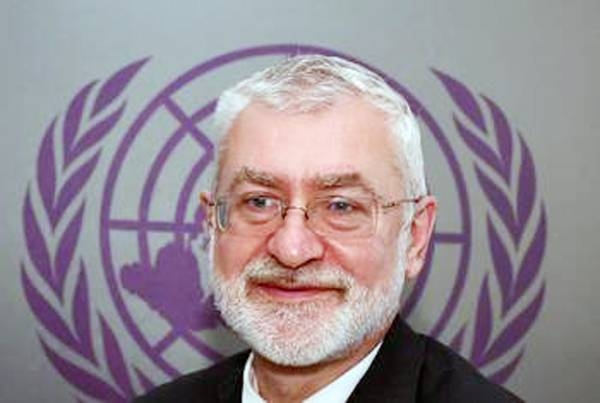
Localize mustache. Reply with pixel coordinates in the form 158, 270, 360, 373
243, 258, 354, 290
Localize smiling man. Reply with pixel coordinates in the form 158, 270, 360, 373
136, 55, 522, 402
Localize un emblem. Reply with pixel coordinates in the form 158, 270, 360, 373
21, 45, 546, 401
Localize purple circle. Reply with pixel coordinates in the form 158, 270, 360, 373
100, 44, 471, 377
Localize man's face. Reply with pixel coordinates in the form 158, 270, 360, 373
209, 95, 412, 365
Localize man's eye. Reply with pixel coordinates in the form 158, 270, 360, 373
327, 198, 354, 214
244, 195, 276, 210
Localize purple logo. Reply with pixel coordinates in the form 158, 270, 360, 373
21, 45, 546, 402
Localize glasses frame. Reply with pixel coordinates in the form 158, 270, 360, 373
207, 192, 422, 239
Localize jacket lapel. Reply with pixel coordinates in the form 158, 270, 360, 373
216, 351, 247, 403
347, 317, 425, 403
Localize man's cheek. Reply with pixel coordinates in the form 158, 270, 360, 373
214, 236, 260, 280
213, 238, 240, 280
330, 238, 388, 287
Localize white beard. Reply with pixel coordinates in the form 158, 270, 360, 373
210, 242, 408, 367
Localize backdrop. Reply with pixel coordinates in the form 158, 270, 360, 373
2, 1, 599, 402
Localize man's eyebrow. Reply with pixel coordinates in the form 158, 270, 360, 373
227, 166, 284, 192
311, 172, 377, 195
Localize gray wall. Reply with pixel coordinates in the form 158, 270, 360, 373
2, 1, 599, 402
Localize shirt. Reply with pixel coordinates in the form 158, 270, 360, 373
242, 343, 382, 403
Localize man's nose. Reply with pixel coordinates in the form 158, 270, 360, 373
266, 208, 325, 269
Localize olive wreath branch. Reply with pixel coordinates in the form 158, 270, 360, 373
21, 58, 155, 402
435, 70, 547, 384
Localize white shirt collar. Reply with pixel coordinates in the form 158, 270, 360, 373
242, 343, 382, 403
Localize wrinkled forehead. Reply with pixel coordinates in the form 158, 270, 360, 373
213, 97, 405, 196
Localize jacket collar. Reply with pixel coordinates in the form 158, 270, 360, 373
347, 317, 425, 402
217, 351, 248, 403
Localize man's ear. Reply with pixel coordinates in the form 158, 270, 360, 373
405, 195, 437, 280
199, 191, 214, 230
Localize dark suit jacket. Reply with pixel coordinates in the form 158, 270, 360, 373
134, 318, 523, 402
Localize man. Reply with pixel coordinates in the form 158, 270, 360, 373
136, 55, 522, 402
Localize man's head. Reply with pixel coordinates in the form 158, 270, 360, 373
201, 55, 437, 367
213, 55, 427, 202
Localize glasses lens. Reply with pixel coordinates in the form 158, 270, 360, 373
309, 196, 375, 238
218, 194, 281, 236
216, 199, 229, 231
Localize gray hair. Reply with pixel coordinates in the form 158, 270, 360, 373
212, 55, 427, 199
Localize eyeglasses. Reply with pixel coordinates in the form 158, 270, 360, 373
208, 192, 420, 239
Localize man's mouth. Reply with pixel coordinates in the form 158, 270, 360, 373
249, 279, 345, 302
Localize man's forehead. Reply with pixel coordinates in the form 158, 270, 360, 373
216, 95, 406, 195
